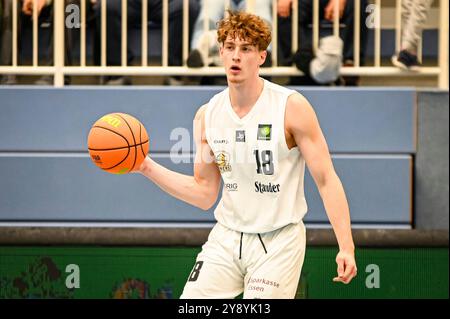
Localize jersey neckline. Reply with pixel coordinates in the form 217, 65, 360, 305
225, 78, 267, 125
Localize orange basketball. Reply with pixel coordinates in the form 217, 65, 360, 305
87, 113, 149, 174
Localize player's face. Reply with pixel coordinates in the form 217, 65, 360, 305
220, 36, 267, 84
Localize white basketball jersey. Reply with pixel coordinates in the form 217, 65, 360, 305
204, 79, 308, 233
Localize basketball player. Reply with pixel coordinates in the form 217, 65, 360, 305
136, 11, 357, 298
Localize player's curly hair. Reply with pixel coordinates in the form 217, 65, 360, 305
217, 10, 272, 51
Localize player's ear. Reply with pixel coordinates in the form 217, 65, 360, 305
219, 43, 224, 57
259, 50, 267, 66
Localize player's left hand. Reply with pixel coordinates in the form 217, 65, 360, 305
333, 250, 357, 284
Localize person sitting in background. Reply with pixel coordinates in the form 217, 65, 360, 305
1, 0, 54, 85
277, 0, 368, 85
1, 0, 10, 84
186, 0, 273, 68
92, 0, 199, 85
293, 35, 344, 86
0, 0, 34, 84
0, 0, 82, 85
391, 0, 433, 70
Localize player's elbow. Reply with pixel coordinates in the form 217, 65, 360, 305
197, 202, 212, 211
197, 200, 214, 211
316, 170, 339, 192
198, 195, 217, 211
197, 190, 219, 211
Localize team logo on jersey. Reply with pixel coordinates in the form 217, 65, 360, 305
257, 124, 272, 141
235, 130, 246, 142
215, 151, 232, 173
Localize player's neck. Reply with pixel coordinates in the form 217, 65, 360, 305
228, 77, 264, 112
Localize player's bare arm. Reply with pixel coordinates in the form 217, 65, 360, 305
137, 105, 221, 210
285, 93, 357, 284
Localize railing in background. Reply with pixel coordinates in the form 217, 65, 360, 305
0, 0, 448, 89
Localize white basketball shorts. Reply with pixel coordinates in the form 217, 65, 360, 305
180, 221, 306, 299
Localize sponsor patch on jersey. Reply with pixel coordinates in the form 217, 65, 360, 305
257, 124, 272, 141
213, 139, 229, 144
235, 130, 246, 142
225, 183, 238, 191
254, 181, 281, 194
215, 151, 232, 173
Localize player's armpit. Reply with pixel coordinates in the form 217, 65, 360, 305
285, 93, 335, 189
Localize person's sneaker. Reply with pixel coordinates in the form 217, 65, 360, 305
164, 76, 184, 86
103, 76, 132, 85
187, 49, 204, 68
392, 50, 421, 71
34, 75, 53, 85
292, 48, 313, 76
0, 75, 17, 85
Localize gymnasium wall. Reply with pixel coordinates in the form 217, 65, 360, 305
0, 87, 419, 227
415, 91, 449, 230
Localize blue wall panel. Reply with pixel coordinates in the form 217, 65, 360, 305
0, 155, 411, 225
0, 87, 416, 153
0, 87, 415, 226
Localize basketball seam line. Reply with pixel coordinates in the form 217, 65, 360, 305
139, 123, 147, 158
102, 146, 131, 170
90, 125, 130, 170
88, 140, 149, 151
115, 113, 138, 173
91, 125, 130, 148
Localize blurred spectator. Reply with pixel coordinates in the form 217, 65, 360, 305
0, 0, 81, 85
1, 0, 51, 84
21, 0, 48, 16
391, 0, 433, 70
1, 0, 22, 84
93, 0, 200, 85
277, 0, 368, 85
293, 35, 343, 85
186, 0, 273, 68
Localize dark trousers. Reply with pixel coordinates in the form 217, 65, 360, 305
93, 0, 200, 66
278, 0, 368, 65
0, 0, 82, 67
1, 0, 26, 65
